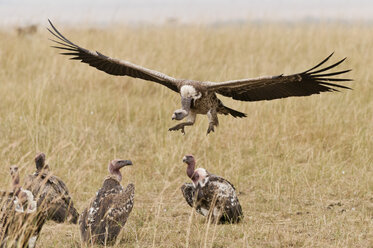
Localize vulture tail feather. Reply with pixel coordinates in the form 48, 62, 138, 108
223, 106, 247, 118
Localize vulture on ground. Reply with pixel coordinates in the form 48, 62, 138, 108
79, 159, 135, 245
24, 153, 79, 224
0, 166, 47, 248
180, 155, 243, 224
48, 20, 352, 135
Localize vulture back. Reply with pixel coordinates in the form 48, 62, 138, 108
25, 171, 79, 224
181, 175, 243, 224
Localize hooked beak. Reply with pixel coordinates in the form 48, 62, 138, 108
182, 156, 187, 163
124, 160, 133, 166
172, 114, 176, 120
117, 159, 133, 168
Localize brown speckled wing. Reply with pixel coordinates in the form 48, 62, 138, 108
204, 53, 352, 102
48, 20, 181, 93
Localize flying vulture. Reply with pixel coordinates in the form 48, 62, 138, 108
79, 159, 135, 245
0, 166, 47, 248
48, 20, 352, 134
181, 155, 243, 224
24, 153, 79, 224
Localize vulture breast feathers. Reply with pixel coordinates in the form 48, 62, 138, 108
79, 177, 135, 245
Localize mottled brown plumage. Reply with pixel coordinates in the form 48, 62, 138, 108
0, 166, 47, 248
48, 20, 352, 134
79, 159, 134, 245
24, 153, 79, 224
181, 155, 243, 224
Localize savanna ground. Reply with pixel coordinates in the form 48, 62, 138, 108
0, 22, 372, 247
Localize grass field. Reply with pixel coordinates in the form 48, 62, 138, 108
0, 22, 372, 247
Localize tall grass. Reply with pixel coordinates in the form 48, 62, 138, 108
0, 23, 372, 247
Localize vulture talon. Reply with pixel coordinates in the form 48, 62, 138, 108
207, 124, 215, 135
169, 123, 189, 134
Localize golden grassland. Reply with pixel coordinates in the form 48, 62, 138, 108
0, 23, 372, 247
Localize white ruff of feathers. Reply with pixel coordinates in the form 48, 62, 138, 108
194, 168, 209, 187
180, 85, 202, 100
13, 189, 37, 213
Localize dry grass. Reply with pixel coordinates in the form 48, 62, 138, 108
0, 22, 372, 247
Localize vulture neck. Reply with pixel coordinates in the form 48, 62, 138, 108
112, 170, 122, 182
12, 173, 21, 195
181, 97, 192, 112
186, 161, 195, 179
108, 163, 122, 182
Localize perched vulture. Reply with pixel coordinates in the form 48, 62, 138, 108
0, 166, 47, 248
79, 159, 135, 245
24, 153, 79, 224
181, 155, 243, 224
48, 20, 352, 135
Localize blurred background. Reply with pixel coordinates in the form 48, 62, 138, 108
0, 1, 372, 247
1, 0, 373, 27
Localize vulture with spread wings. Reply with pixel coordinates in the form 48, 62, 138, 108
48, 20, 352, 135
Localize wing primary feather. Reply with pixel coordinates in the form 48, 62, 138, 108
307, 57, 347, 75
96, 51, 109, 59
318, 81, 352, 89
51, 46, 77, 51
60, 52, 80, 56
47, 28, 67, 42
312, 69, 352, 77
48, 20, 77, 47
49, 38, 76, 49
312, 77, 352, 82
314, 69, 351, 77
302, 52, 334, 73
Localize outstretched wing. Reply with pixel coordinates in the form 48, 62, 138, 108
203, 53, 352, 101
48, 20, 181, 92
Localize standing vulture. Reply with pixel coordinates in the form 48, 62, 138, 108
79, 159, 134, 245
24, 153, 79, 224
180, 155, 243, 224
0, 166, 47, 248
48, 20, 352, 134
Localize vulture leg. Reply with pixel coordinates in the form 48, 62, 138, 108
206, 109, 219, 134
169, 112, 196, 134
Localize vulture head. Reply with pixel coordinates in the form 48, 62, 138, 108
10, 165, 19, 178
35, 152, 49, 171
172, 109, 188, 121
183, 155, 197, 180
10, 165, 20, 186
108, 159, 133, 182
9, 165, 36, 212
182, 155, 208, 187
